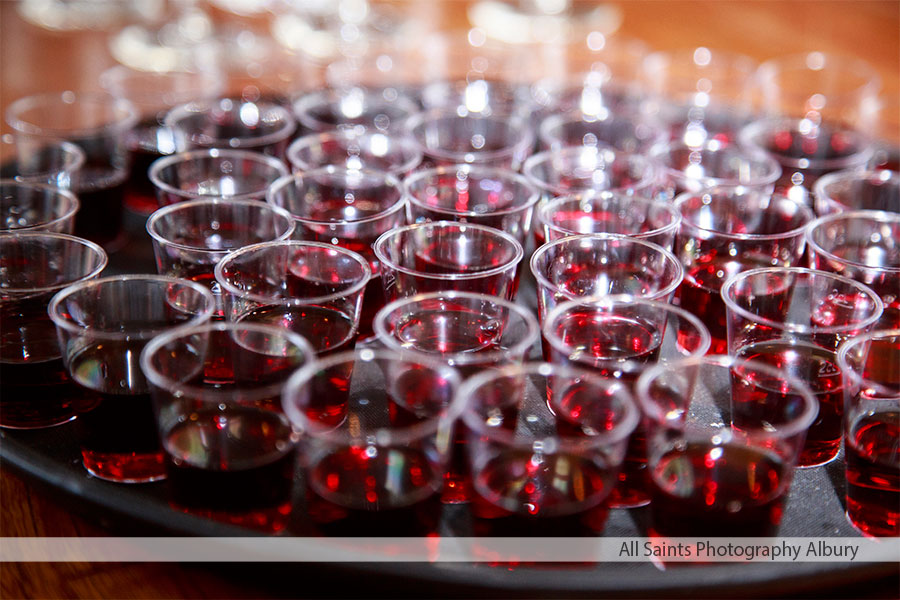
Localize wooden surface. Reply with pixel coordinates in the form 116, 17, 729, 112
2, 1, 899, 599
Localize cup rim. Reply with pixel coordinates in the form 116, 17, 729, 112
458, 361, 640, 451
214, 239, 372, 306
648, 138, 782, 188
522, 144, 659, 197
0, 179, 80, 233
542, 293, 712, 364
674, 189, 815, 242
837, 327, 900, 396
145, 197, 296, 252
403, 108, 535, 166
0, 232, 106, 294
140, 321, 316, 404
286, 128, 423, 176
5, 91, 139, 138
738, 116, 874, 171
48, 274, 215, 340
806, 209, 900, 273
529, 233, 684, 302
148, 148, 289, 202
99, 65, 224, 106
292, 88, 420, 133
282, 347, 462, 446
635, 353, 819, 440
373, 290, 540, 366
720, 266, 885, 336
538, 190, 681, 242
266, 166, 406, 227
403, 164, 541, 218
164, 98, 297, 149
812, 168, 900, 215
373, 221, 525, 281
1, 136, 87, 181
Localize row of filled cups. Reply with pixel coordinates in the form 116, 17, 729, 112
2, 74, 897, 250
1, 225, 898, 537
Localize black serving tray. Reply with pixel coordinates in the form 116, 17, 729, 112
1, 212, 897, 598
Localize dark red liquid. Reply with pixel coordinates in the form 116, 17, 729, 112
845, 410, 900, 537
77, 391, 165, 483
0, 358, 95, 428
677, 252, 781, 354
68, 342, 166, 482
649, 442, 788, 537
305, 490, 443, 537
0, 293, 96, 428
164, 406, 296, 533
763, 126, 869, 197
125, 139, 166, 215
473, 449, 616, 521
73, 168, 127, 251
238, 304, 357, 428
736, 339, 843, 467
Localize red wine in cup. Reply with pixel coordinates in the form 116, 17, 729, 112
844, 410, 900, 537
164, 406, 296, 533
649, 441, 788, 537
73, 166, 127, 250
237, 304, 357, 428
68, 342, 166, 482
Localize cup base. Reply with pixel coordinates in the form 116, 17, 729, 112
82, 449, 167, 484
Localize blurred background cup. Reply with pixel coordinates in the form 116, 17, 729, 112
0, 134, 84, 189
806, 210, 900, 327
149, 148, 288, 206
215, 240, 370, 360
417, 29, 534, 117
374, 221, 524, 303
639, 47, 758, 145
649, 138, 781, 199
5, 91, 139, 251
48, 275, 215, 483
286, 129, 422, 177
739, 116, 873, 208
0, 232, 106, 429
1, 180, 79, 234
636, 354, 818, 537
266, 166, 406, 337
672, 188, 815, 354
754, 52, 881, 135
458, 362, 638, 534
722, 267, 884, 467
292, 88, 419, 135
744, 51, 881, 207
165, 97, 296, 158
404, 165, 539, 246
813, 169, 900, 216
282, 348, 461, 535
100, 65, 224, 215
405, 108, 534, 170
145, 198, 295, 310
537, 107, 667, 155
140, 321, 315, 532
542, 296, 710, 508
537, 191, 680, 249
837, 328, 900, 537
530, 234, 683, 321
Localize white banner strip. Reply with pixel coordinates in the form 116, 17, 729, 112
1, 537, 898, 563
